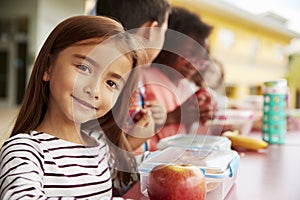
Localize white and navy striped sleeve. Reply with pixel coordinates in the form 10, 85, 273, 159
0, 134, 46, 199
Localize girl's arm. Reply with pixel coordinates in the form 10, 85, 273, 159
127, 100, 167, 151
126, 108, 155, 151
0, 136, 46, 199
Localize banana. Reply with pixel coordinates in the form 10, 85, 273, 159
222, 131, 268, 150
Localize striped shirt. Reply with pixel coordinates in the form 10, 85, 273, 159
0, 131, 112, 200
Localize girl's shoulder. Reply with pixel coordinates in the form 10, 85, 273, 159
2, 131, 45, 147
2, 130, 51, 143
0, 131, 72, 157
1, 132, 44, 154
0, 132, 46, 165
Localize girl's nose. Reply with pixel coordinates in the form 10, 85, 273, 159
84, 83, 100, 100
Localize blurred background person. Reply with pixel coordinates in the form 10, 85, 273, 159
136, 6, 218, 152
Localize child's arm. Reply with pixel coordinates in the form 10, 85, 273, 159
127, 101, 167, 151
126, 108, 155, 151
0, 136, 45, 199
145, 100, 167, 127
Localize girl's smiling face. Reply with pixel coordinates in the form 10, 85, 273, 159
43, 40, 133, 124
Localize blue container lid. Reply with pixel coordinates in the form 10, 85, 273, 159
139, 146, 240, 179
156, 134, 232, 151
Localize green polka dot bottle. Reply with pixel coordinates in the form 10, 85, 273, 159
262, 79, 287, 144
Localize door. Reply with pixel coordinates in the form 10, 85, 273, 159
0, 42, 14, 106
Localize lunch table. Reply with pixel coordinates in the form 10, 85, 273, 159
123, 131, 300, 200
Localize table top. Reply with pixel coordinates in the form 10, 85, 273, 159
123, 131, 300, 200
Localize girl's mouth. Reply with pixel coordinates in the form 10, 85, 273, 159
71, 95, 98, 110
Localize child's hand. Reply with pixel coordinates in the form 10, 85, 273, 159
145, 100, 167, 126
134, 108, 152, 127
195, 88, 217, 124
127, 108, 155, 138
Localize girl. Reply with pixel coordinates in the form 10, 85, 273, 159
0, 15, 146, 199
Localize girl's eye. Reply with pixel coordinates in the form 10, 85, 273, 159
106, 80, 118, 90
77, 64, 91, 73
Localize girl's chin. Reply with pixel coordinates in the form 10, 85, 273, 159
73, 115, 99, 124
72, 109, 109, 124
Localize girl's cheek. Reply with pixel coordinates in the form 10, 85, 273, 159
110, 95, 119, 108
106, 92, 117, 108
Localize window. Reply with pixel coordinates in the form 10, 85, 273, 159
250, 38, 259, 66
217, 29, 235, 49
274, 44, 284, 61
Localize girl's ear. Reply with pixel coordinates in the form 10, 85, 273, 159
43, 68, 50, 81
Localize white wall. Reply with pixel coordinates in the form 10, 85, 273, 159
35, 0, 85, 55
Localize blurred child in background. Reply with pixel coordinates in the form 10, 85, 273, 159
138, 7, 218, 151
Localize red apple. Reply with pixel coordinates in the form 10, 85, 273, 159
146, 164, 206, 200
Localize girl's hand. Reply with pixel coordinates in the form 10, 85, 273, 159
134, 108, 152, 127
127, 108, 155, 138
145, 100, 167, 126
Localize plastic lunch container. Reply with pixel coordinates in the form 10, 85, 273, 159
157, 134, 232, 151
138, 146, 240, 200
208, 109, 254, 135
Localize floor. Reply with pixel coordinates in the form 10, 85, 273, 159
0, 106, 20, 145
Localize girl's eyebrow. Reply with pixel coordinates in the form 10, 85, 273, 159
73, 54, 99, 68
107, 72, 126, 85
